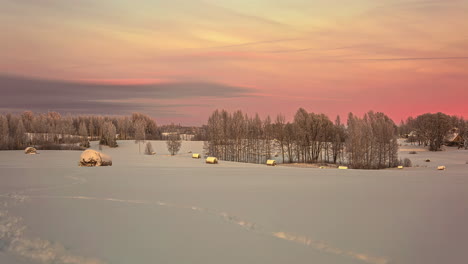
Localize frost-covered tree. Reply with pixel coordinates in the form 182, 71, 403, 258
15, 119, 27, 149
79, 121, 89, 148
0, 115, 10, 149
134, 119, 146, 154
100, 121, 117, 147
166, 124, 182, 156
166, 133, 182, 156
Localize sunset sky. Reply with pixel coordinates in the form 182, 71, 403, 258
1, 0, 468, 125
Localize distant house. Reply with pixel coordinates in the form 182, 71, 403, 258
161, 132, 195, 141
445, 133, 464, 146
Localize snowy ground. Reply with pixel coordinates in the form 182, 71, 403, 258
1, 141, 468, 264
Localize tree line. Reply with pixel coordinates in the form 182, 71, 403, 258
0, 111, 160, 150
203, 109, 400, 169
399, 112, 468, 151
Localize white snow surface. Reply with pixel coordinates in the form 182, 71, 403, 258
0, 140, 467, 264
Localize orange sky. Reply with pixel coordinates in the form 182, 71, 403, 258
1, 0, 468, 125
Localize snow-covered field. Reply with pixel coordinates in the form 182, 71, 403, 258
1, 141, 468, 264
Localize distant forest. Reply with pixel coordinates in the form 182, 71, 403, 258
0, 112, 198, 150
203, 109, 468, 169
1, 110, 467, 169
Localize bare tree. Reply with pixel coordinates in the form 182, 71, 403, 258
134, 119, 146, 154
409, 113, 452, 151
78, 121, 89, 148
331, 115, 345, 164
166, 133, 182, 155
0, 115, 9, 149
15, 119, 26, 149
346, 111, 399, 169
274, 114, 286, 162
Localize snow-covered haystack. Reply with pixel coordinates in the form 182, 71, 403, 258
79, 149, 112, 167
24, 147, 37, 155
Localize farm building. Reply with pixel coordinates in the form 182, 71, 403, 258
445, 133, 464, 147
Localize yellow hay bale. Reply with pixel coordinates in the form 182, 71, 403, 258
192, 153, 201, 159
266, 160, 277, 166
398, 166, 404, 169
437, 166, 446, 170
205, 157, 218, 164
338, 166, 348, 170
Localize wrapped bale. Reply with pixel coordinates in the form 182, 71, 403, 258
192, 153, 201, 159
206, 157, 218, 164
79, 149, 112, 167
24, 147, 37, 155
266, 160, 277, 166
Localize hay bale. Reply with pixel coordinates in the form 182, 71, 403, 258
192, 153, 201, 159
425, 159, 431, 162
437, 166, 446, 170
266, 160, 277, 166
144, 142, 155, 155
206, 157, 218, 164
79, 149, 112, 167
338, 166, 348, 170
398, 166, 404, 169
24, 147, 37, 155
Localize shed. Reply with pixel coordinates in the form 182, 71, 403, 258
445, 133, 463, 146
206, 157, 218, 164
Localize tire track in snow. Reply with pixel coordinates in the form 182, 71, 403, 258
31, 195, 390, 264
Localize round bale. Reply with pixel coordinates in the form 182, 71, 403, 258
206, 157, 218, 164
79, 149, 112, 167
24, 147, 37, 154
